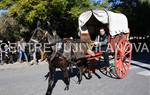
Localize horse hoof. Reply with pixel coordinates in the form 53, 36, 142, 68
46, 92, 52, 95
77, 80, 81, 84
64, 86, 69, 91
88, 74, 92, 79
77, 81, 81, 84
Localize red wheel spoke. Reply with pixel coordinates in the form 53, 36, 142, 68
114, 39, 132, 79
123, 62, 128, 72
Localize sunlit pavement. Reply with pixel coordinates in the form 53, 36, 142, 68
0, 60, 149, 95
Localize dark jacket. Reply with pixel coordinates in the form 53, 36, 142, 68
95, 34, 108, 52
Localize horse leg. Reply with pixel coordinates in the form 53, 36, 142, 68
87, 65, 92, 79
77, 66, 83, 84
61, 68, 70, 91
46, 66, 55, 95
76, 58, 87, 84
69, 62, 73, 73
79, 62, 92, 80
87, 70, 92, 79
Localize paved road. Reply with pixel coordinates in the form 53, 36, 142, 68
0, 61, 150, 95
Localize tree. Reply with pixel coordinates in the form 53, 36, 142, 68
0, 0, 90, 37
0, 13, 27, 41
109, 0, 150, 39
0, 0, 112, 38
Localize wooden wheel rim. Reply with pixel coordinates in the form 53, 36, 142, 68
115, 39, 132, 79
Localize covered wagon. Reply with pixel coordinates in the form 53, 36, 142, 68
78, 9, 132, 79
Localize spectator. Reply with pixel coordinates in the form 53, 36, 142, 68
18, 38, 28, 63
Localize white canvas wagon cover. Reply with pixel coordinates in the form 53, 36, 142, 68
78, 9, 129, 37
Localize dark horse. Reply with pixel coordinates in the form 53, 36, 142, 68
29, 25, 90, 95
45, 34, 91, 95
45, 35, 97, 95
29, 28, 71, 95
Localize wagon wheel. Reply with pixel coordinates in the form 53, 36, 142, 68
114, 39, 132, 79
98, 58, 119, 79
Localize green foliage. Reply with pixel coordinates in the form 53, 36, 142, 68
0, 13, 26, 41
140, 0, 150, 4
7, 0, 48, 25
110, 0, 150, 38
0, 0, 15, 9
0, 0, 92, 28
69, 6, 82, 19
0, 0, 113, 38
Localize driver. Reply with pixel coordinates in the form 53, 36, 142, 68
94, 28, 110, 72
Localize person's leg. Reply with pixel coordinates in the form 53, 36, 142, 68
103, 52, 109, 67
103, 52, 110, 72
31, 51, 39, 64
35, 52, 40, 64
19, 50, 22, 63
29, 52, 35, 65
33, 52, 36, 60
23, 51, 28, 62
40, 51, 44, 62
36, 51, 40, 64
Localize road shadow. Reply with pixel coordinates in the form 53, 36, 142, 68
132, 52, 150, 64
132, 51, 150, 71
45, 67, 102, 95
44, 68, 78, 95
87, 61, 118, 79
131, 63, 150, 71
131, 39, 150, 65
